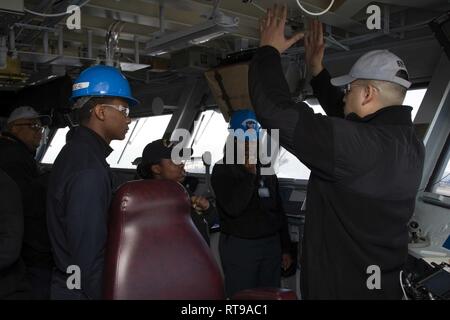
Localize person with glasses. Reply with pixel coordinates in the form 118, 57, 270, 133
0, 106, 53, 300
211, 110, 293, 298
248, 5, 424, 299
46, 65, 138, 300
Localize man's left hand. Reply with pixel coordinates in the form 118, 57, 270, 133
260, 4, 304, 54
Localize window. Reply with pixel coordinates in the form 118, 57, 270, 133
184, 110, 229, 173
404, 88, 427, 121
41, 127, 70, 164
275, 101, 325, 180
431, 138, 450, 197
184, 105, 326, 179
41, 114, 172, 169
108, 115, 172, 168
434, 160, 450, 197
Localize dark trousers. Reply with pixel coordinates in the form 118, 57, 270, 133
27, 266, 52, 300
219, 233, 281, 298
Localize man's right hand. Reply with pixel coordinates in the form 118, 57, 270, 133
305, 20, 325, 77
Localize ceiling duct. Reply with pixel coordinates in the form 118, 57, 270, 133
145, 11, 239, 56
0, 0, 24, 14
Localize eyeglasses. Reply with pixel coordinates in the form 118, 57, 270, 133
100, 104, 130, 117
13, 123, 46, 132
342, 83, 365, 95
342, 83, 381, 95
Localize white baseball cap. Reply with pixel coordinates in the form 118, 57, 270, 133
331, 50, 412, 89
7, 106, 51, 126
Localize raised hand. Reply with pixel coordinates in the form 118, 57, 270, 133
304, 19, 325, 77
259, 4, 304, 54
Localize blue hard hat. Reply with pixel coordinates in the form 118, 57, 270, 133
229, 109, 261, 141
71, 65, 139, 107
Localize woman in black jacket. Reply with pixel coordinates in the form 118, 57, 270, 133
136, 139, 218, 245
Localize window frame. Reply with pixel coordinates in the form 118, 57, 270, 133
419, 79, 450, 210
422, 132, 450, 209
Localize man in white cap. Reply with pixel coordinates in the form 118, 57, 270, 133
0, 106, 53, 299
248, 5, 424, 299
2, 106, 50, 152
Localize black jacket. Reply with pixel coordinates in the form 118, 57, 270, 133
249, 46, 425, 299
47, 126, 113, 300
0, 132, 52, 269
211, 163, 291, 253
0, 169, 30, 299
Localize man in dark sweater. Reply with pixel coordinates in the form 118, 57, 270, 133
0, 106, 52, 299
47, 65, 137, 299
0, 169, 30, 299
248, 7, 424, 299
211, 110, 292, 298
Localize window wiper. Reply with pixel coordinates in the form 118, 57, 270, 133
191, 111, 215, 149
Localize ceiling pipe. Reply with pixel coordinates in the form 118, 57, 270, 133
12, 23, 56, 33
9, 28, 15, 54
134, 35, 139, 64
159, 2, 165, 33
58, 26, 63, 56
43, 31, 48, 55
87, 29, 93, 59
383, 4, 390, 35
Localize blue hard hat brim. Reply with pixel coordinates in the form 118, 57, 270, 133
71, 93, 139, 107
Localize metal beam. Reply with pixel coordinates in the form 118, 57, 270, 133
334, 0, 373, 18
166, 76, 209, 138
418, 53, 450, 190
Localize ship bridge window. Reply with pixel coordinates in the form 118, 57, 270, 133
184, 110, 229, 174
404, 88, 427, 121
41, 114, 172, 169
430, 135, 450, 197
276, 101, 325, 180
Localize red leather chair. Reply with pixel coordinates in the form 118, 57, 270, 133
103, 179, 297, 300
103, 179, 224, 299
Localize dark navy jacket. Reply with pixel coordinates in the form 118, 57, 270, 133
249, 46, 425, 299
47, 126, 112, 300
0, 132, 53, 270
0, 169, 30, 299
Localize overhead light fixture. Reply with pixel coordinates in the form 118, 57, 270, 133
151, 50, 168, 56
189, 31, 229, 45
119, 62, 151, 72
145, 12, 239, 56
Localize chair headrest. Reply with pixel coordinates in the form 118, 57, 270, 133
104, 179, 224, 299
